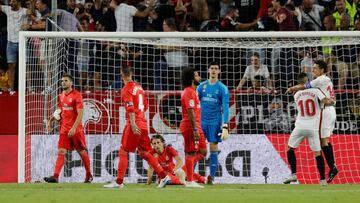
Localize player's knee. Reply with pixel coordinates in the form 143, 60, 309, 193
321, 138, 329, 147
287, 146, 295, 152
200, 148, 207, 157
58, 148, 67, 155
314, 151, 322, 157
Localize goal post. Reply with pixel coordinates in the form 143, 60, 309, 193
18, 31, 360, 184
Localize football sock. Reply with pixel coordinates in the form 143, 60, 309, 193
322, 143, 335, 169
53, 153, 65, 179
210, 151, 218, 178
168, 173, 181, 185
139, 150, 166, 179
193, 173, 205, 184
116, 148, 128, 184
287, 149, 296, 174
316, 155, 326, 180
80, 151, 91, 175
185, 155, 195, 182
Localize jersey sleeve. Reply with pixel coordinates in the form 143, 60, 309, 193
314, 89, 326, 101
306, 76, 327, 89
122, 88, 135, 113
168, 146, 178, 158
57, 95, 62, 109
129, 5, 138, 16
242, 66, 251, 80
183, 90, 196, 109
0, 5, 10, 14
75, 93, 83, 109
263, 66, 270, 79
220, 83, 230, 124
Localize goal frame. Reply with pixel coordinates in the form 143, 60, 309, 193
18, 31, 360, 183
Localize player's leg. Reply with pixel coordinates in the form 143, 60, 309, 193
203, 123, 221, 184
73, 131, 92, 183
44, 133, 70, 183
104, 125, 136, 188
308, 130, 326, 185
284, 129, 303, 184
182, 128, 205, 188
320, 111, 338, 183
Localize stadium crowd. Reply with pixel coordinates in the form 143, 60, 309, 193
0, 0, 359, 93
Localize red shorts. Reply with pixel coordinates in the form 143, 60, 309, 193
181, 128, 206, 153
58, 130, 87, 151
121, 124, 152, 152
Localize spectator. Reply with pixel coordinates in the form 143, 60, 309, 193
0, 0, 29, 92
271, 0, 299, 31
92, 0, 116, 31
220, 6, 257, 31
300, 51, 314, 81
326, 54, 348, 90
248, 75, 271, 92
236, 52, 272, 90
0, 59, 10, 92
66, 0, 76, 14
152, 0, 176, 31
199, 11, 220, 32
346, 52, 360, 89
234, 0, 260, 23
29, 0, 50, 30
339, 12, 352, 30
154, 18, 188, 90
355, 16, 360, 30
110, 0, 155, 32
332, 0, 355, 30
300, 0, 325, 31
190, 0, 209, 30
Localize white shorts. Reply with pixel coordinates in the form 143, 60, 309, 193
288, 128, 321, 152
320, 107, 336, 138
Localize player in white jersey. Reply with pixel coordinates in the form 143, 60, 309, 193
284, 73, 334, 186
286, 60, 338, 183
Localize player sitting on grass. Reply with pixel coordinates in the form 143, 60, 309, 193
147, 134, 205, 186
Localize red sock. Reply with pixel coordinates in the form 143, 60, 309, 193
80, 151, 91, 176
116, 148, 128, 184
185, 155, 194, 182
140, 150, 166, 179
193, 173, 205, 184
53, 153, 65, 178
169, 173, 182, 185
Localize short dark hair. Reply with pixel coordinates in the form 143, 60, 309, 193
251, 52, 260, 59
297, 73, 308, 84
181, 67, 196, 88
121, 65, 133, 77
314, 59, 328, 72
278, 0, 287, 6
208, 61, 220, 68
62, 74, 73, 82
151, 134, 165, 144
164, 18, 177, 31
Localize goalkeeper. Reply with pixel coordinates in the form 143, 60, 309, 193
197, 62, 230, 184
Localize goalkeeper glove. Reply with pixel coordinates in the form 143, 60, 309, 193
221, 124, 229, 141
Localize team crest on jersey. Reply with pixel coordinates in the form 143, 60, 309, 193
82, 98, 110, 134
189, 99, 195, 107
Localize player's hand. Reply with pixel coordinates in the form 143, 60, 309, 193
47, 120, 53, 133
221, 123, 229, 141
68, 128, 76, 138
285, 87, 294, 94
131, 124, 141, 136
194, 129, 200, 141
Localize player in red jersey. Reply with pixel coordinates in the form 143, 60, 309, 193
44, 74, 93, 183
146, 134, 205, 185
104, 66, 171, 188
180, 67, 207, 188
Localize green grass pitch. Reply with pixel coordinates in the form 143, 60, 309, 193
1, 183, 360, 203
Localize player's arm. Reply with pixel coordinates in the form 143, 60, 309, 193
129, 112, 141, 135
173, 155, 183, 172
321, 98, 335, 106
68, 108, 83, 137
221, 85, 230, 140
146, 166, 154, 185
286, 84, 305, 94
187, 108, 200, 141
134, 0, 155, 18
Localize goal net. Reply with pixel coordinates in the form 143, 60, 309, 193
19, 32, 360, 184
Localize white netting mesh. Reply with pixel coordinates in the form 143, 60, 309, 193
21, 32, 360, 184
